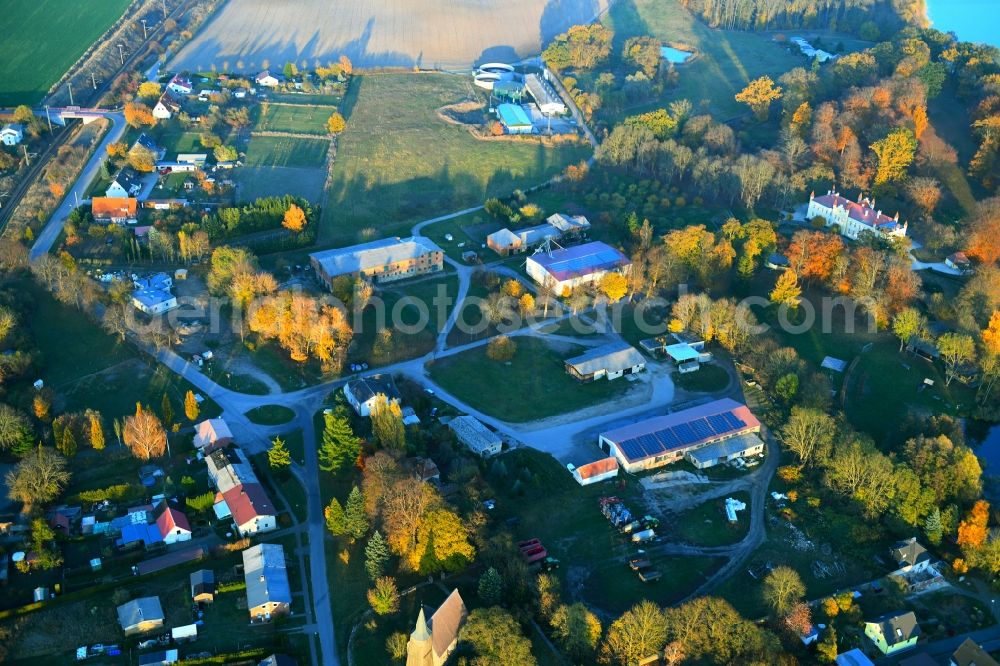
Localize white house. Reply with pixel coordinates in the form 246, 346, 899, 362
166, 74, 193, 95
0, 123, 24, 146
193, 418, 233, 451
106, 168, 144, 198
222, 483, 277, 536
525, 73, 567, 115
526, 241, 630, 295
132, 289, 177, 314
890, 538, 932, 574
806, 189, 908, 241
343, 374, 402, 417
255, 71, 280, 87
153, 92, 182, 120
154, 506, 192, 545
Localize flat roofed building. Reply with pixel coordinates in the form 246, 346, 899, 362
448, 415, 502, 457
243, 543, 291, 622
310, 237, 443, 287
207, 446, 258, 493
526, 241, 630, 294
599, 398, 761, 473
496, 103, 533, 134
684, 432, 765, 469
132, 289, 178, 315
565, 341, 645, 382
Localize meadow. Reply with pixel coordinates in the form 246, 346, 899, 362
254, 103, 334, 135
244, 135, 329, 168
321, 73, 592, 244
0, 0, 132, 106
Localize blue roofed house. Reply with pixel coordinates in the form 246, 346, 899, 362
526, 241, 630, 295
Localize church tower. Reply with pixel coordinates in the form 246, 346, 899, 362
405, 607, 433, 666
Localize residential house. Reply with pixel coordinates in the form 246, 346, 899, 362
891, 538, 932, 574
153, 92, 182, 119
91, 197, 138, 224
310, 236, 444, 287
193, 418, 233, 451
565, 341, 645, 382
571, 457, 619, 486
154, 505, 192, 545
117, 596, 165, 635
448, 415, 502, 457
206, 446, 258, 493
807, 189, 908, 241
243, 543, 292, 622
946, 252, 972, 273
405, 589, 467, 666
411, 457, 440, 483
132, 279, 177, 315
836, 650, 876, 666
526, 241, 630, 295
134, 272, 173, 292
864, 611, 921, 655
951, 638, 999, 666
167, 74, 193, 95
221, 483, 277, 536
106, 168, 143, 198
190, 569, 215, 603
0, 123, 24, 146
599, 398, 763, 473
255, 71, 281, 87
343, 374, 402, 417
133, 133, 166, 160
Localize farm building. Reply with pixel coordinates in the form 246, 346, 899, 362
890, 538, 932, 574
684, 433, 764, 469
243, 543, 291, 622
406, 589, 467, 666
546, 213, 590, 234
485, 228, 522, 255
91, 197, 138, 224
106, 168, 143, 198
496, 103, 533, 134
864, 611, 920, 655
154, 505, 192, 545
571, 457, 619, 486
220, 483, 277, 536
524, 73, 567, 115
176, 153, 208, 165
486, 213, 590, 255
343, 374, 402, 417
117, 596, 164, 635
448, 416, 502, 457
190, 569, 215, 602
0, 123, 24, 146
598, 398, 762, 473
526, 241, 630, 294
310, 236, 444, 287
565, 341, 645, 382
193, 418, 233, 451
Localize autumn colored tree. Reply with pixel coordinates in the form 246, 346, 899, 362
893, 307, 928, 351
501, 279, 522, 298
367, 576, 399, 615
5, 446, 70, 508
371, 395, 406, 451
551, 602, 602, 661
282, 203, 307, 232
786, 230, 845, 283
913, 104, 929, 139
964, 197, 1000, 264
762, 566, 806, 616
410, 507, 475, 573
247, 291, 352, 366
905, 177, 942, 219
984, 311, 1000, 356
871, 128, 917, 186
123, 403, 167, 460
184, 390, 199, 421
957, 500, 990, 551
339, 55, 354, 75
781, 407, 836, 469
783, 602, 813, 637
33, 393, 51, 422
769, 270, 802, 309
327, 112, 346, 134
137, 81, 162, 99
601, 600, 667, 666
600, 272, 628, 302
938, 332, 976, 385
124, 102, 155, 128
268, 436, 291, 469
518, 293, 535, 316
486, 335, 517, 362
735, 76, 783, 121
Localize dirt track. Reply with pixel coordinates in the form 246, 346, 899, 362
169, 0, 610, 72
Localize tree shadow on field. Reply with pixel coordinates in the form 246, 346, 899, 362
540, 0, 602, 45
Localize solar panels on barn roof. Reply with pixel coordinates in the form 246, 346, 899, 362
528, 242, 629, 281
601, 398, 759, 462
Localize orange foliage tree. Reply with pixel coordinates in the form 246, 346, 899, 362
248, 292, 352, 367
965, 197, 1000, 264
786, 230, 845, 283
957, 500, 990, 551
282, 204, 307, 232
124, 102, 155, 128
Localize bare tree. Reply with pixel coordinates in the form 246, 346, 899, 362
6, 447, 71, 507
123, 403, 167, 459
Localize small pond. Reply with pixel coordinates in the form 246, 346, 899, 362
661, 46, 694, 63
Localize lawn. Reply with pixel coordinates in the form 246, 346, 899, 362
600, 0, 841, 121
426, 337, 633, 422
245, 404, 295, 425
255, 103, 334, 135
0, 0, 132, 106
202, 363, 270, 395
153, 130, 215, 156
321, 73, 592, 244
233, 166, 327, 204
671, 363, 730, 393
673, 491, 751, 547
245, 135, 329, 168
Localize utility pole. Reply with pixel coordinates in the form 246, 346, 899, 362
44, 106, 52, 133
140, 19, 148, 40
22, 145, 30, 167
161, 0, 167, 19
67, 82, 74, 106
91, 72, 97, 89
118, 44, 126, 66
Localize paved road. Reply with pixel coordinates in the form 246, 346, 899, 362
29, 112, 127, 260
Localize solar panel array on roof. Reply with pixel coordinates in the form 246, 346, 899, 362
613, 411, 748, 461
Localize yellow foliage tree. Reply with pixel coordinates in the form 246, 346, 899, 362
282, 204, 307, 232
871, 128, 917, 186
519, 293, 535, 316
123, 403, 167, 460
409, 507, 475, 573
983, 310, 1000, 357
735, 76, 783, 121
769, 270, 802, 309
137, 81, 162, 99
599, 272, 628, 302
501, 279, 522, 298
327, 112, 346, 134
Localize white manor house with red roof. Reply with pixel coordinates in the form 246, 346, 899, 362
807, 189, 908, 241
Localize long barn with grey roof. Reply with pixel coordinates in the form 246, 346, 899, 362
310, 237, 443, 287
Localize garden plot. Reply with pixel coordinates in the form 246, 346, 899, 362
169, 0, 610, 72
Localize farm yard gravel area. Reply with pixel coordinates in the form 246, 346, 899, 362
169, 0, 611, 71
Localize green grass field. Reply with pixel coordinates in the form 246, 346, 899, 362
255, 103, 334, 135
321, 73, 592, 244
602, 0, 844, 120
0, 0, 131, 106
427, 337, 633, 422
245, 135, 329, 168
